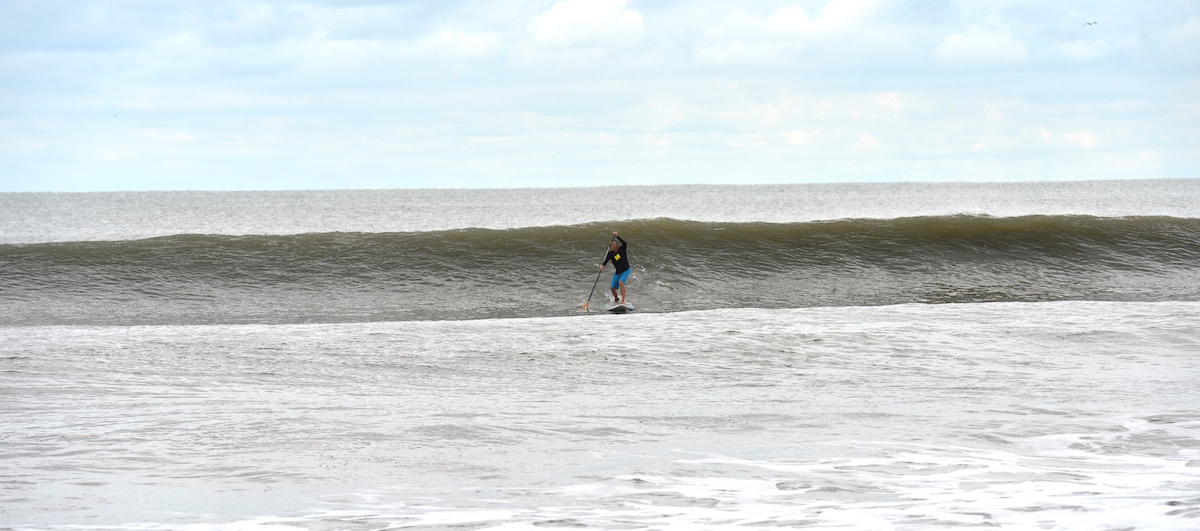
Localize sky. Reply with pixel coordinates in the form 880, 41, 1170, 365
1, 0, 1197, 191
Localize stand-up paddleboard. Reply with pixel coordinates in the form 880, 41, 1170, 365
603, 302, 634, 313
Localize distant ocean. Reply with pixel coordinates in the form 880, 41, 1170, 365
3, 181, 1199, 530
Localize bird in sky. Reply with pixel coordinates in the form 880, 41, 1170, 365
1083, 22, 1098, 26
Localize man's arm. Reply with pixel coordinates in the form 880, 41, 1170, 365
616, 235, 626, 251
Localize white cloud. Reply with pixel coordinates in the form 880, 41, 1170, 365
0, 140, 46, 150
641, 99, 688, 130
936, 26, 1027, 64
783, 130, 815, 145
1062, 131, 1098, 148
1166, 15, 1200, 39
1042, 128, 1099, 148
530, 0, 646, 48
876, 92, 902, 110
1161, 15, 1200, 61
3, 0, 1196, 190
1047, 33, 1144, 61
415, 30, 501, 59
857, 132, 880, 149
724, 134, 769, 148
766, 0, 880, 36
142, 129, 199, 143
694, 40, 794, 65
1047, 39, 1112, 61
696, 1, 880, 64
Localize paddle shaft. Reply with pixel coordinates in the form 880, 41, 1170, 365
584, 235, 617, 311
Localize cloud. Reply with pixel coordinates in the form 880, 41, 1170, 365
766, 0, 880, 36
185, 2, 299, 47
783, 130, 815, 145
856, 132, 880, 149
1042, 128, 1099, 148
876, 92, 902, 110
530, 0, 646, 48
696, 1, 880, 65
694, 39, 794, 65
3, 0, 1197, 191
1167, 15, 1200, 39
413, 30, 501, 59
1161, 15, 1200, 61
0, 140, 46, 151
0, 0, 153, 51
936, 26, 1027, 64
1047, 39, 1113, 61
142, 129, 199, 143
1047, 33, 1144, 61
1062, 131, 1098, 148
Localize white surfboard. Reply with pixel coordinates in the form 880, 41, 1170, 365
603, 302, 634, 313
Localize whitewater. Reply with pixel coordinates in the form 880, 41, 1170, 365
2, 180, 1199, 530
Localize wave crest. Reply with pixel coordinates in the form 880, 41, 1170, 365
3, 215, 1199, 325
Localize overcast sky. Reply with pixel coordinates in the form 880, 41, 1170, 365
1, 0, 1197, 191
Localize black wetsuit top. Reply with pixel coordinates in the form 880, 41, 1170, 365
602, 236, 629, 273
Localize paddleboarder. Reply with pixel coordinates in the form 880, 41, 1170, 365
600, 231, 630, 304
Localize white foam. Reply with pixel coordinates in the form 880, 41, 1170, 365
86, 419, 1196, 530
5, 302, 1199, 529
27, 416, 1198, 531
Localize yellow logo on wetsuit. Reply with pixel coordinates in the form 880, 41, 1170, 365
614, 254, 621, 261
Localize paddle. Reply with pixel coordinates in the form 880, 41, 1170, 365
582, 234, 617, 313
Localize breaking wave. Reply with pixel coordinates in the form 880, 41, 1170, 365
3, 215, 1199, 325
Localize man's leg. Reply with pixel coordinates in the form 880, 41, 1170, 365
611, 287, 619, 301
618, 281, 626, 303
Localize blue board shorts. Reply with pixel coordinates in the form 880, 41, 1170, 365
611, 269, 630, 289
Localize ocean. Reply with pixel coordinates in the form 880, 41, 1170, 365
2, 181, 1199, 530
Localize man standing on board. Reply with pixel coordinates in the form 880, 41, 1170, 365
601, 231, 630, 304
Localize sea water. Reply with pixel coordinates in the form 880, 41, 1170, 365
2, 181, 1199, 530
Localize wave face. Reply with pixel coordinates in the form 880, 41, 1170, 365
3, 215, 1199, 326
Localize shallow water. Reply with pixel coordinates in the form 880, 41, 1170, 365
4, 302, 1199, 529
